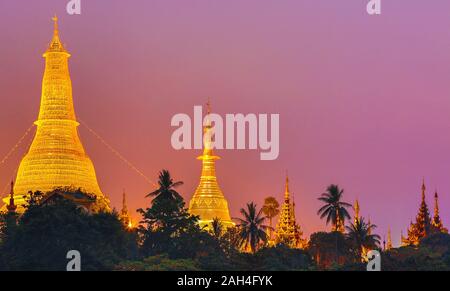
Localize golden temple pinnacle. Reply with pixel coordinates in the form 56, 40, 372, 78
274, 174, 306, 248
188, 101, 234, 229
353, 199, 360, 225
2, 17, 110, 212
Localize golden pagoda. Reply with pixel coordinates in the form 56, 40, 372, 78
274, 174, 306, 248
2, 17, 109, 212
386, 228, 393, 250
353, 199, 361, 225
432, 190, 448, 233
120, 190, 133, 229
403, 180, 432, 246
6, 181, 17, 214
188, 102, 234, 229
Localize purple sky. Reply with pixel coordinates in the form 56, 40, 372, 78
1, 0, 450, 246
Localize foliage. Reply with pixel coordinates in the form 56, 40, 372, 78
381, 233, 450, 271
146, 169, 183, 203
114, 254, 200, 271
0, 199, 137, 271
307, 231, 354, 269
235, 202, 269, 253
255, 245, 314, 270
210, 217, 224, 240
138, 169, 227, 269
317, 184, 352, 231
346, 218, 381, 260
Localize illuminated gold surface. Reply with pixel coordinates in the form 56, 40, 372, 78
188, 104, 234, 229
274, 175, 306, 248
120, 190, 133, 228
2, 17, 109, 212
403, 182, 448, 245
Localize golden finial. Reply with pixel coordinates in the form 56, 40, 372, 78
367, 216, 372, 235
206, 97, 211, 116
122, 189, 127, 211
387, 227, 393, 250
354, 199, 360, 224
421, 178, 426, 201
7, 180, 17, 213
52, 15, 59, 36
204, 98, 212, 130
285, 171, 290, 199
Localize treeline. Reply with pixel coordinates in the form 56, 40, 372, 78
0, 170, 449, 271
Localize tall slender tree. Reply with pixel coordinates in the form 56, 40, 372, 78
235, 202, 269, 253
317, 184, 352, 232
262, 197, 280, 240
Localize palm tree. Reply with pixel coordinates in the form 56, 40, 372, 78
235, 202, 269, 253
210, 217, 223, 240
317, 184, 352, 232
262, 197, 280, 240
146, 170, 183, 204
346, 218, 381, 261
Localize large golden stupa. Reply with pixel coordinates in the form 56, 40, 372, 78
188, 103, 234, 229
2, 17, 109, 212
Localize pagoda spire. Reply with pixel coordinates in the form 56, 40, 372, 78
274, 174, 305, 248
46, 15, 67, 54
432, 190, 448, 233
404, 179, 433, 245
421, 178, 426, 203
121, 190, 128, 215
53, 15, 59, 36
6, 180, 17, 214
120, 190, 132, 228
285, 172, 290, 201
188, 101, 234, 229
386, 228, 393, 250
354, 199, 360, 225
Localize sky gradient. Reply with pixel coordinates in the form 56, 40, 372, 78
1, 0, 450, 247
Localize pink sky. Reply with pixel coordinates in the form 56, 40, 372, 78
1, 0, 450, 247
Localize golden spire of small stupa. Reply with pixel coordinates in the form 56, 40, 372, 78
432, 190, 448, 233
120, 190, 133, 229
46, 15, 66, 53
386, 227, 393, 250
6, 180, 17, 214
52, 15, 59, 35
354, 199, 360, 224
421, 178, 426, 202
285, 171, 290, 201
122, 190, 128, 215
